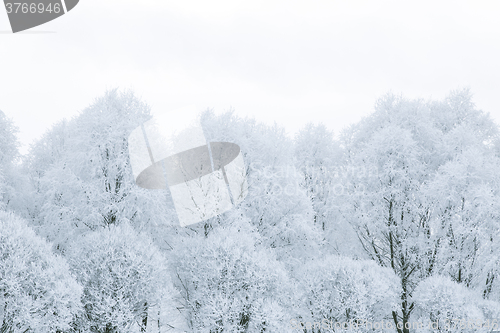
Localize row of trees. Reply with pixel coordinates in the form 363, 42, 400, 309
1, 88, 500, 332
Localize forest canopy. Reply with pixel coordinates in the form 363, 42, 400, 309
1, 88, 500, 333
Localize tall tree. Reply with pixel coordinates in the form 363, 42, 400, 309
294, 123, 364, 258
201, 110, 322, 265
424, 89, 500, 300
294, 123, 340, 229
340, 89, 500, 333
24, 90, 178, 253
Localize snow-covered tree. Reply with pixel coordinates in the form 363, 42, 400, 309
412, 275, 500, 333
425, 148, 500, 291
201, 110, 322, 265
341, 96, 436, 332
67, 222, 175, 333
294, 123, 339, 230
0, 110, 24, 213
174, 215, 293, 333
293, 123, 364, 258
340, 88, 500, 333
0, 211, 82, 333
21, 119, 70, 221
25, 90, 179, 253
296, 255, 399, 332
423, 89, 500, 299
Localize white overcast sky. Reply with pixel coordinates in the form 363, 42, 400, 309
1, 0, 499, 154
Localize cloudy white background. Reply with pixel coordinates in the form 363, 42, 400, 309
0, 0, 499, 154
